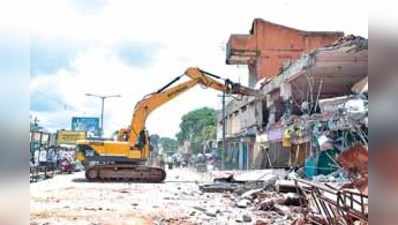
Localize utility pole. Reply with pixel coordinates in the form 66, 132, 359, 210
221, 91, 226, 170
85, 93, 121, 137
100, 97, 105, 136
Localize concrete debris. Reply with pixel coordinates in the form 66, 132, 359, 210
204, 208, 219, 217
236, 199, 251, 208
196, 162, 368, 225
273, 204, 291, 216
198, 182, 241, 193
242, 214, 253, 222
235, 181, 270, 195
255, 218, 271, 225
194, 169, 311, 224
257, 199, 275, 210
241, 188, 264, 200
213, 174, 245, 183
324, 34, 368, 52
283, 193, 301, 206
193, 206, 206, 213
199, 170, 281, 194
210, 169, 286, 183
275, 180, 298, 193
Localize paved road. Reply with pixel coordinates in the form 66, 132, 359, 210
30, 168, 257, 225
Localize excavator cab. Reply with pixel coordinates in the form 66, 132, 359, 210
134, 129, 153, 151
134, 130, 147, 149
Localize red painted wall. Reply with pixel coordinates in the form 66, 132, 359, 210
227, 19, 344, 81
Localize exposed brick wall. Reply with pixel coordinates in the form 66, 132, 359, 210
227, 19, 343, 85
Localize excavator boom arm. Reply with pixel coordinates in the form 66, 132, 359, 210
128, 67, 259, 147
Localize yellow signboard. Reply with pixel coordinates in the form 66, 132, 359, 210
57, 130, 86, 145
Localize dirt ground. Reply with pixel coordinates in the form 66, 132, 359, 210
30, 168, 263, 225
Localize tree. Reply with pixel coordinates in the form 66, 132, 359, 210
176, 107, 217, 154
160, 137, 178, 154
201, 125, 217, 141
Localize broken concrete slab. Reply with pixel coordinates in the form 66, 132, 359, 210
242, 214, 253, 222
199, 182, 242, 193
273, 204, 291, 216
236, 199, 251, 208
241, 188, 264, 200
255, 218, 271, 225
283, 193, 302, 206
205, 208, 220, 217
210, 169, 287, 183
275, 180, 298, 193
257, 199, 275, 211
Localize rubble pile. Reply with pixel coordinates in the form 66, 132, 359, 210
252, 35, 369, 225
199, 162, 368, 225
198, 172, 303, 225
323, 34, 368, 52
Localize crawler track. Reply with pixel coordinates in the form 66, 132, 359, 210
85, 164, 166, 183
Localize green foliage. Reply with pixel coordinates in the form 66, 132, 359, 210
201, 125, 216, 140
160, 137, 178, 153
176, 107, 217, 154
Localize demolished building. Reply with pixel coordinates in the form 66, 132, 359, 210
219, 18, 344, 170
218, 19, 368, 175
217, 20, 368, 223
260, 35, 368, 172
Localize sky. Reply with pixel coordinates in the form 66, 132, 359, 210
28, 0, 368, 138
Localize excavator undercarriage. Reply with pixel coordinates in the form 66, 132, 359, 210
85, 164, 166, 182
77, 143, 167, 182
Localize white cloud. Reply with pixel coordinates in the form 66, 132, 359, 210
30, 0, 368, 138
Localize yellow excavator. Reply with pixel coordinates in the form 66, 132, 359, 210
76, 67, 260, 182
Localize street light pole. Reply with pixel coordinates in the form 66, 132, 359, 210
100, 97, 105, 137
85, 93, 121, 137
